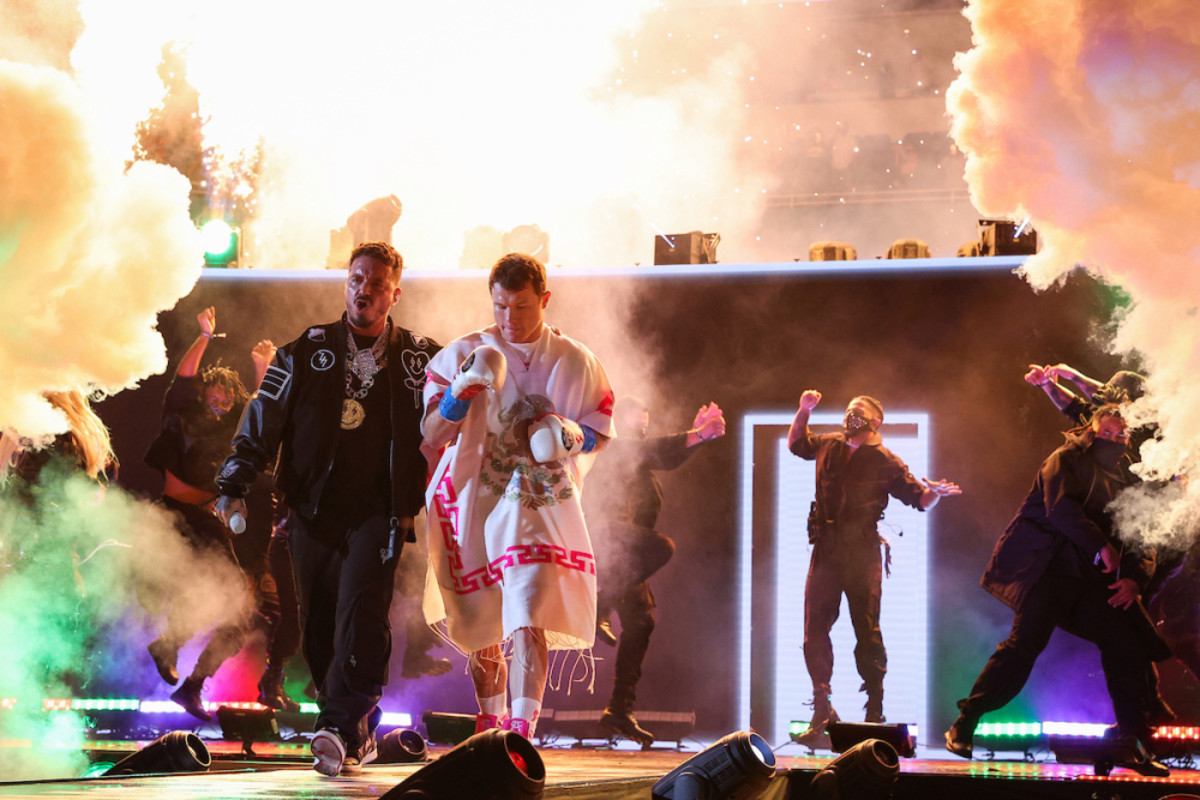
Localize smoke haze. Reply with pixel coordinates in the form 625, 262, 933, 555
947, 0, 1200, 550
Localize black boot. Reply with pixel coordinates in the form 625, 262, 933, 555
147, 637, 179, 685
258, 662, 300, 712
795, 689, 839, 750
944, 711, 978, 759
864, 687, 885, 724
601, 692, 654, 746
171, 676, 212, 722
596, 617, 618, 648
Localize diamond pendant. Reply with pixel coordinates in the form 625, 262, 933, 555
341, 398, 366, 430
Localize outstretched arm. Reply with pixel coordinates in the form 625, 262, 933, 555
787, 390, 821, 456
177, 307, 217, 378
686, 402, 726, 448
1045, 363, 1105, 401
919, 478, 962, 509
1024, 363, 1082, 412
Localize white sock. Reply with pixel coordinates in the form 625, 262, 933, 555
479, 693, 507, 718
511, 697, 542, 727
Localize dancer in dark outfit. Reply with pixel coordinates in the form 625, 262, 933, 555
945, 405, 1171, 771
788, 390, 959, 747
143, 306, 273, 720
588, 396, 725, 745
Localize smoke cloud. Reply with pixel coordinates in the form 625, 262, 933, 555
947, 0, 1200, 550
0, 461, 251, 781
0, 57, 201, 441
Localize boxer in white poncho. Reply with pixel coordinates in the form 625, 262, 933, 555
422, 253, 616, 738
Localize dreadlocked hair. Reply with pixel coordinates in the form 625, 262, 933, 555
201, 362, 250, 406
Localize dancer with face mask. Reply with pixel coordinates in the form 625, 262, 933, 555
945, 405, 1171, 774
787, 390, 960, 748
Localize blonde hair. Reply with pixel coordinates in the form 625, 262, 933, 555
43, 390, 116, 481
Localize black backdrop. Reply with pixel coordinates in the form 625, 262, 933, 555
97, 258, 1155, 739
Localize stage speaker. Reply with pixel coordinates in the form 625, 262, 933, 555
422, 710, 478, 746
827, 721, 915, 758
1047, 734, 1169, 777
655, 231, 720, 265
651, 730, 775, 800
102, 731, 211, 776
216, 706, 279, 750
978, 218, 1038, 256
380, 728, 545, 799
808, 241, 857, 261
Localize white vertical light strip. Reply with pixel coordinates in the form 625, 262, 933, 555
739, 412, 930, 749
737, 414, 761, 730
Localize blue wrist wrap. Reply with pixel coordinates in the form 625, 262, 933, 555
439, 391, 471, 422
581, 425, 597, 453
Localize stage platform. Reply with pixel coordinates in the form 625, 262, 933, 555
2, 738, 1199, 800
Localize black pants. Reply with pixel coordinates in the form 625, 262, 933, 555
595, 523, 675, 707
265, 529, 301, 665
289, 512, 400, 758
156, 496, 249, 680
960, 572, 1157, 737
804, 537, 885, 696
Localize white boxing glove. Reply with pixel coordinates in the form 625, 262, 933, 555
440, 345, 507, 421
452, 345, 507, 399
528, 413, 586, 463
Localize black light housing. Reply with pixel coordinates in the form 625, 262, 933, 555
102, 731, 211, 776
376, 728, 429, 763
809, 738, 899, 800
380, 727, 545, 799
651, 730, 776, 800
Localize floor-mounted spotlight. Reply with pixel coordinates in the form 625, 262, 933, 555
376, 728, 428, 763
651, 730, 775, 799
102, 731, 211, 776
380, 727, 544, 799
809, 738, 898, 800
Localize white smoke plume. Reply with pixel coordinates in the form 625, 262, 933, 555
0, 55, 201, 440
947, 0, 1200, 550
48, 0, 770, 270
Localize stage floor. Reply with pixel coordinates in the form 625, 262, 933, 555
2, 738, 1199, 800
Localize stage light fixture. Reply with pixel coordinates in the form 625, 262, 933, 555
827, 721, 915, 758
200, 219, 239, 267
977, 217, 1038, 256
216, 705, 279, 756
102, 731, 212, 776
651, 730, 775, 800
808, 241, 856, 261
1047, 734, 1170, 777
380, 727, 544, 799
376, 728, 428, 763
347, 194, 403, 246
808, 738, 899, 800
654, 231, 720, 265
886, 238, 930, 259
503, 224, 551, 264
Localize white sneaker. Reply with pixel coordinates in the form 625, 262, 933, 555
311, 729, 347, 777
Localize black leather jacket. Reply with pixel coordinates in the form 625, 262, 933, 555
215, 315, 438, 523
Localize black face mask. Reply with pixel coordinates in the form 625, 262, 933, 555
844, 411, 873, 438
1091, 438, 1126, 470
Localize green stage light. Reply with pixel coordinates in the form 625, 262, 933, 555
200, 220, 239, 267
